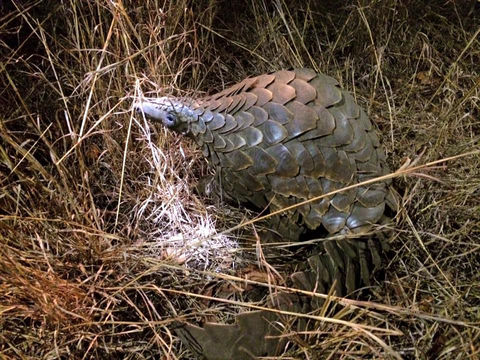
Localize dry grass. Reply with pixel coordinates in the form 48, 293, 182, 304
1, 0, 479, 359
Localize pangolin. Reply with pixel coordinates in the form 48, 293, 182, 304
134, 68, 396, 359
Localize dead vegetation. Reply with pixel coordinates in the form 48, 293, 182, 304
1, 0, 479, 359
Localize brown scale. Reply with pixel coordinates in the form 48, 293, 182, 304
135, 68, 397, 359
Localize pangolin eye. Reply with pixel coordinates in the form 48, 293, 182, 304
164, 113, 176, 127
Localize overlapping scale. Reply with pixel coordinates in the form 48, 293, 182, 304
262, 102, 293, 124
216, 96, 233, 112
250, 87, 272, 106
226, 133, 246, 150
347, 202, 385, 230
218, 114, 237, 134
284, 141, 315, 175
265, 143, 299, 177
234, 111, 255, 131
295, 105, 335, 141
266, 82, 296, 104
229, 150, 253, 171
249, 106, 268, 126
284, 101, 318, 138
259, 120, 288, 145
294, 67, 317, 81
304, 142, 327, 178
245, 147, 277, 175
290, 78, 317, 104
274, 70, 296, 83
207, 113, 225, 131
225, 95, 244, 114
311, 76, 342, 107
321, 108, 354, 146
241, 92, 258, 111
238, 127, 263, 147
213, 133, 226, 150
252, 73, 275, 88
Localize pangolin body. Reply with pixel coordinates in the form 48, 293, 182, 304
135, 68, 395, 359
